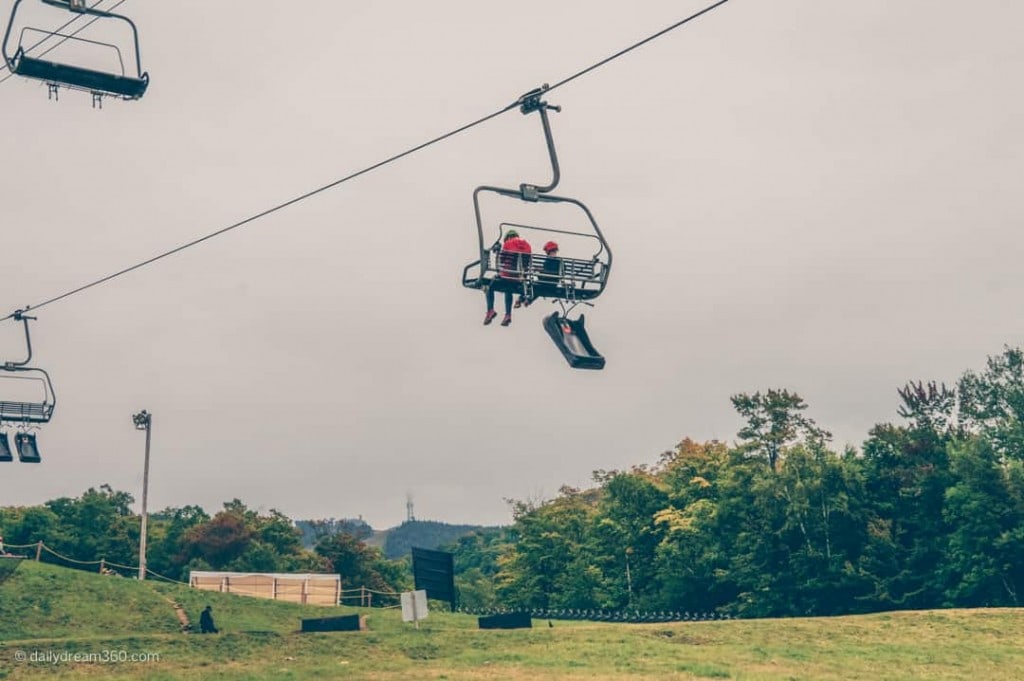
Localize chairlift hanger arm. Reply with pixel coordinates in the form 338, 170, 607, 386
42, 0, 112, 18
0, 309, 56, 423
0, 0, 23, 72
3, 311, 36, 368
516, 84, 562, 197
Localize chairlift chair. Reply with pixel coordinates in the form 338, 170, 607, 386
461, 86, 612, 369
2, 0, 149, 101
462, 87, 612, 304
1, 311, 56, 434
0, 371, 55, 423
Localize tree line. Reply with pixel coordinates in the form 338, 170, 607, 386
0, 494, 408, 594
482, 347, 1024, 617
3, 346, 1023, 617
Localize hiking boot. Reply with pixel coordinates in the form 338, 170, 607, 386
500, 314, 512, 327
483, 310, 497, 325
514, 297, 523, 309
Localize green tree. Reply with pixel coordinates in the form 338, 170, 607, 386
772, 442, 870, 615
940, 437, 1024, 606
858, 382, 955, 610
315, 532, 407, 594
176, 500, 323, 574
592, 469, 670, 609
497, 487, 602, 610
731, 389, 830, 471
959, 346, 1024, 461
147, 505, 210, 580
454, 567, 498, 609
44, 485, 138, 566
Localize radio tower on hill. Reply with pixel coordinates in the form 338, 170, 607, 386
406, 493, 416, 522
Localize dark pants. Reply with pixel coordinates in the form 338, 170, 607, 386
485, 287, 514, 314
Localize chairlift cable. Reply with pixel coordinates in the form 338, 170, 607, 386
0, 105, 517, 322
0, 0, 125, 83
544, 0, 730, 97
0, 0, 731, 322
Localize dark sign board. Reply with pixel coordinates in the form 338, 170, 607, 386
411, 547, 456, 610
300, 614, 363, 632
479, 612, 532, 630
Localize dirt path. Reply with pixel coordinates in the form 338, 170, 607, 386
165, 597, 191, 632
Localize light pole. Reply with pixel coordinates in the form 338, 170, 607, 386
625, 547, 634, 609
132, 410, 152, 580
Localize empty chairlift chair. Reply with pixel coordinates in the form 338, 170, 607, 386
0, 431, 13, 462
14, 431, 40, 463
542, 312, 605, 370
2, 0, 149, 102
1, 311, 56, 464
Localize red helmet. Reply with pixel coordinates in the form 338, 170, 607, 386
543, 241, 559, 253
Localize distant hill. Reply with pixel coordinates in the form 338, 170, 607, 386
293, 518, 499, 559
381, 520, 490, 559
294, 518, 373, 548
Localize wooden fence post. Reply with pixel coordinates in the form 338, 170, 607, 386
35, 541, 42, 561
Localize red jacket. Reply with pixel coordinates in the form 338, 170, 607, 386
498, 237, 532, 279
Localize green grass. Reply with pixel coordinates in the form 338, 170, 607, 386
1, 561, 1023, 680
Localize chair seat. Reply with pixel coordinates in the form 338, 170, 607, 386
16, 55, 148, 98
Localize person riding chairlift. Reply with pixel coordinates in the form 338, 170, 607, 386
483, 230, 532, 327
516, 240, 560, 309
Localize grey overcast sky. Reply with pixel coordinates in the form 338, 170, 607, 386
1, 0, 1022, 529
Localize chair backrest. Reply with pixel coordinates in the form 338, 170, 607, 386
498, 249, 531, 279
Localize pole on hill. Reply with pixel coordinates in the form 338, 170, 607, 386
133, 410, 153, 580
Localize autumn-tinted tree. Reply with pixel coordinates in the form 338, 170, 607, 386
179, 511, 252, 569
653, 439, 733, 612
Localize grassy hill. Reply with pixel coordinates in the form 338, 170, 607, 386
2, 560, 1024, 680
